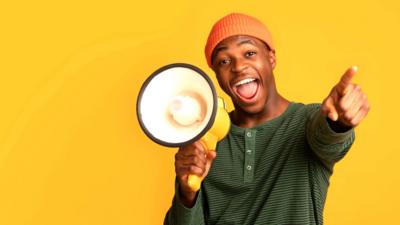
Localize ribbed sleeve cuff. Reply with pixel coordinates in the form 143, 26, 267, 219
307, 109, 355, 168
316, 113, 354, 144
167, 181, 204, 225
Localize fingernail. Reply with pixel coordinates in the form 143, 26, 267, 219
330, 113, 338, 121
333, 113, 338, 121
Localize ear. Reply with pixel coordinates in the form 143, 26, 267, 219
268, 49, 276, 69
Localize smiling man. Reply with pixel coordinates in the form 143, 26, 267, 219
164, 13, 369, 225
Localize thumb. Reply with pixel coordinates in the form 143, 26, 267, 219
322, 96, 339, 121
206, 150, 217, 163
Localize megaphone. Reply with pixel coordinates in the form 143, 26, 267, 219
136, 63, 230, 191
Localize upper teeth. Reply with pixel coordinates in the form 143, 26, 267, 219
235, 78, 255, 86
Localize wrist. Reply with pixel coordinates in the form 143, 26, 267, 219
326, 117, 353, 133
178, 184, 198, 208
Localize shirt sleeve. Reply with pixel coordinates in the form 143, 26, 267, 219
305, 104, 355, 170
164, 180, 206, 225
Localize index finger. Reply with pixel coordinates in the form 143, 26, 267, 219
193, 141, 206, 153
178, 141, 205, 154
339, 66, 358, 86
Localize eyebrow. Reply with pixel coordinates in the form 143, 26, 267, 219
212, 39, 257, 63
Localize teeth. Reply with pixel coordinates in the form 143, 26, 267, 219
235, 78, 256, 86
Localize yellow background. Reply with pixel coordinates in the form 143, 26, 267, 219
1, 0, 399, 224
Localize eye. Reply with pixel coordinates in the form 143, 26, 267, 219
245, 51, 256, 57
218, 58, 231, 66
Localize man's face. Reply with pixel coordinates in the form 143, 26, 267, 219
212, 35, 276, 114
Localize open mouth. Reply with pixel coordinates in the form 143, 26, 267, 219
232, 77, 260, 102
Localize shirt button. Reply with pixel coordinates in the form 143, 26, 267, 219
247, 165, 252, 170
246, 149, 252, 154
246, 132, 252, 137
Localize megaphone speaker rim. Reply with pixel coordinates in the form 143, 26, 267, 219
136, 63, 218, 147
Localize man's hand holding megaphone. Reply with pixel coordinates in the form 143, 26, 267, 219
175, 141, 217, 207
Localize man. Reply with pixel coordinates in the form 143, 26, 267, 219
164, 12, 369, 225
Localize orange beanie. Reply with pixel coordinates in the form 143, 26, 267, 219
204, 13, 274, 68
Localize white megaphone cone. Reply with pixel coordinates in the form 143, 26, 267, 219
136, 63, 230, 191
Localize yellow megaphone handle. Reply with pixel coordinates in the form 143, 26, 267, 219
187, 174, 203, 192
186, 97, 230, 192
187, 132, 218, 192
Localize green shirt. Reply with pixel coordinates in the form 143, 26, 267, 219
164, 102, 355, 225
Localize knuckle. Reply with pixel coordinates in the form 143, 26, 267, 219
193, 141, 203, 149
196, 149, 207, 160
339, 101, 349, 111
188, 165, 195, 171
189, 143, 198, 151
365, 103, 370, 112
197, 145, 206, 154
193, 147, 202, 155
350, 118, 358, 126
192, 155, 204, 166
192, 155, 200, 165
344, 111, 353, 120
189, 165, 202, 175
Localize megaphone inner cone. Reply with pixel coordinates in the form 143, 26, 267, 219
167, 91, 207, 128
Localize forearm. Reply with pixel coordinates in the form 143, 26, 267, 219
164, 182, 205, 225
179, 185, 198, 208
306, 106, 355, 168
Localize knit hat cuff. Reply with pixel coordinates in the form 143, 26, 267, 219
205, 13, 274, 68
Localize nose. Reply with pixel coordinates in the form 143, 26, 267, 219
231, 57, 248, 73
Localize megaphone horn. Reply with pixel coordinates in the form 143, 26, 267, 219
136, 63, 230, 191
